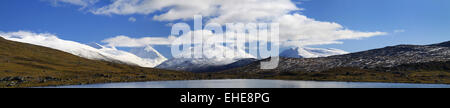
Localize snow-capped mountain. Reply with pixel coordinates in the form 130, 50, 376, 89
129, 46, 167, 67
156, 45, 255, 72
280, 47, 349, 58
0, 31, 164, 68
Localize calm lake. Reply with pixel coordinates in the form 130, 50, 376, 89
49, 79, 450, 88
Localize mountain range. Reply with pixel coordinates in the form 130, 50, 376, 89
221, 41, 450, 75
156, 45, 256, 72
1, 31, 355, 73
156, 46, 347, 72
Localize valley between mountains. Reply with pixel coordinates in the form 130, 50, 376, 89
1, 35, 450, 88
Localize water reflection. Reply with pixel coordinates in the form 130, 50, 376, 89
50, 79, 450, 88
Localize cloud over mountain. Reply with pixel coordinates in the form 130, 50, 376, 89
42, 0, 387, 56
102, 35, 176, 47
80, 0, 386, 48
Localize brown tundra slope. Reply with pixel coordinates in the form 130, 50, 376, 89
219, 41, 450, 84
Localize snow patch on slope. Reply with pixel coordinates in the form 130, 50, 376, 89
0, 31, 165, 68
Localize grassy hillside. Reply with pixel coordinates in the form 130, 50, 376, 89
0, 37, 206, 88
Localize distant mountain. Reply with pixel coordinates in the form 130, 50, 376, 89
130, 46, 166, 60
280, 47, 348, 58
157, 58, 258, 73
156, 45, 255, 72
0, 31, 163, 68
221, 41, 450, 74
157, 46, 348, 73
207, 58, 259, 72
129, 46, 167, 67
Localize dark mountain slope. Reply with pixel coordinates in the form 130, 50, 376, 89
220, 41, 450, 75
157, 58, 258, 73
199, 58, 258, 73
430, 41, 450, 47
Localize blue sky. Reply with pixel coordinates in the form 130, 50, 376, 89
302, 0, 450, 51
0, 0, 449, 58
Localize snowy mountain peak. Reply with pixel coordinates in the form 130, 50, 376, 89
129, 46, 167, 66
280, 47, 349, 58
173, 45, 255, 59
130, 46, 166, 60
156, 45, 256, 72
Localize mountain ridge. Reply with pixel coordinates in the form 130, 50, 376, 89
279, 47, 348, 58
430, 41, 450, 47
155, 44, 256, 72
220, 41, 450, 74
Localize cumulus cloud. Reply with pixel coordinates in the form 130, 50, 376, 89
53, 0, 387, 47
101, 30, 225, 47
91, 0, 298, 23
102, 35, 176, 47
275, 14, 387, 46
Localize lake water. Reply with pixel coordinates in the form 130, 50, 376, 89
49, 79, 450, 88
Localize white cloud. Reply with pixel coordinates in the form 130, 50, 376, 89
102, 35, 176, 47
54, 0, 387, 47
101, 30, 223, 47
275, 14, 387, 46
205, 0, 299, 24
128, 17, 137, 22
90, 0, 298, 23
